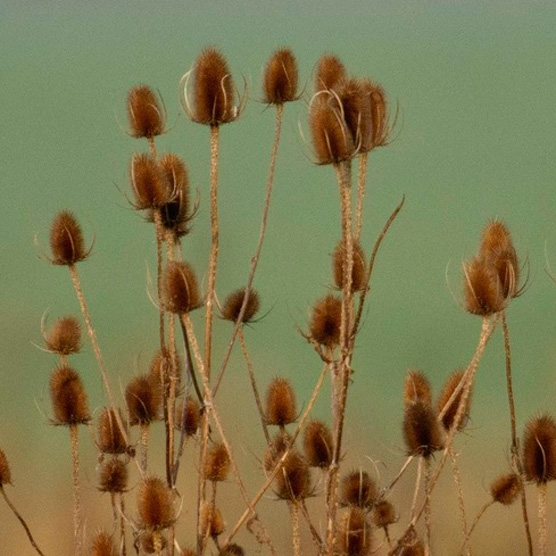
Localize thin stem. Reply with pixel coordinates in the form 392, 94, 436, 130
178, 318, 203, 404
140, 423, 149, 473
449, 446, 470, 556
424, 457, 432, 555
300, 499, 323, 552
69, 424, 82, 556
153, 531, 163, 556
381, 455, 414, 497
354, 152, 368, 241
409, 457, 424, 523
458, 501, 493, 555
539, 482, 548, 556
119, 494, 127, 556
290, 501, 302, 556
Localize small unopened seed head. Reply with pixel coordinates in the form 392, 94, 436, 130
50, 365, 90, 425
200, 502, 225, 538
204, 442, 230, 483
337, 507, 372, 556
0, 449, 12, 486
221, 287, 260, 324
138, 476, 175, 530
127, 85, 165, 139
219, 544, 245, 556
332, 240, 367, 293
265, 377, 297, 426
490, 472, 521, 505
314, 54, 347, 92
275, 450, 311, 501
97, 408, 127, 454
403, 370, 432, 409
403, 401, 444, 458
49, 211, 88, 266
436, 371, 472, 431
463, 257, 505, 315
141, 532, 167, 554
523, 414, 556, 484
163, 261, 202, 314
175, 395, 200, 436
303, 420, 333, 468
45, 315, 81, 355
130, 153, 171, 210
339, 470, 378, 509
99, 457, 128, 493
90, 532, 117, 556
126, 374, 162, 426
372, 500, 397, 529
309, 294, 342, 348
263, 48, 299, 104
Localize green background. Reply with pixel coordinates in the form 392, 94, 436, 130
1, 1, 556, 554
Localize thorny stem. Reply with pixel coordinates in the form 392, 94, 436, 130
290, 501, 302, 556
69, 424, 82, 556
354, 152, 368, 241
539, 482, 548, 556
140, 423, 149, 473
449, 446, 470, 556
458, 501, 493, 555
0, 487, 46, 556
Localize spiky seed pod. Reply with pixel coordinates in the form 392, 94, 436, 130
0, 449, 12, 486
137, 476, 175, 530
141, 532, 167, 554
309, 97, 355, 165
403, 401, 444, 458
337, 507, 372, 556
192, 47, 236, 125
314, 54, 347, 92
303, 420, 333, 468
523, 414, 556, 484
162, 261, 202, 314
126, 374, 162, 426
49, 211, 88, 266
130, 153, 171, 210
175, 395, 200, 436
337, 78, 373, 151
367, 82, 390, 148
158, 153, 192, 237
219, 544, 245, 556
265, 377, 297, 426
436, 371, 472, 431
339, 470, 378, 509
90, 531, 117, 556
275, 450, 311, 501
97, 408, 128, 454
480, 220, 513, 256
399, 540, 425, 556
264, 431, 292, 472
490, 472, 521, 505
263, 48, 299, 104
332, 239, 367, 293
99, 457, 128, 493
200, 502, 225, 538
372, 500, 397, 528
44, 315, 82, 355
403, 370, 432, 409
204, 442, 230, 483
127, 85, 165, 139
463, 257, 505, 315
221, 287, 260, 323
50, 365, 90, 425
309, 294, 342, 347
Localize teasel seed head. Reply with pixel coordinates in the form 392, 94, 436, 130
126, 374, 162, 426
399, 539, 425, 556
368, 82, 390, 148
314, 54, 347, 92
372, 500, 397, 529
98, 457, 128, 493
200, 502, 225, 538
177, 547, 196, 556
339, 470, 378, 509
49, 211, 89, 266
191, 47, 237, 125
337, 78, 373, 152
127, 85, 165, 139
97, 407, 128, 454
523, 414, 556, 484
141, 532, 167, 554
490, 472, 521, 505
403, 370, 432, 409
332, 239, 367, 293
90, 531, 117, 556
309, 294, 342, 348
138, 476, 175, 530
263, 48, 299, 104
163, 261, 202, 314
175, 395, 200, 436
337, 507, 372, 556
204, 442, 230, 483
403, 401, 444, 457
265, 377, 297, 426
44, 315, 81, 355
303, 420, 333, 468
264, 431, 292, 472
436, 371, 472, 431
463, 256, 505, 315
50, 365, 90, 425
275, 449, 312, 501
221, 287, 260, 323
219, 544, 245, 556
0, 449, 12, 486
130, 153, 171, 210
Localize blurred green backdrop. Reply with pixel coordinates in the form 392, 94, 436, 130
1, 1, 556, 554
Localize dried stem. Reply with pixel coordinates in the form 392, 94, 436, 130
69, 424, 82, 556
140, 423, 149, 473
458, 501, 493, 555
354, 152, 368, 241
290, 501, 302, 556
382, 455, 415, 497
449, 446, 470, 556
119, 493, 127, 556
538, 482, 548, 556
409, 457, 424, 523
424, 456, 432, 555
300, 499, 323, 552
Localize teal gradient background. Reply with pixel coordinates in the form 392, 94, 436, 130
1, 1, 556, 553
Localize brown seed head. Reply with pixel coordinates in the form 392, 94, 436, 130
163, 261, 202, 314
50, 365, 90, 425
204, 442, 230, 483
126, 374, 162, 426
314, 54, 347, 92
219, 544, 244, 556
332, 239, 367, 293
263, 48, 299, 104
192, 47, 236, 125
372, 500, 397, 529
303, 420, 333, 468
337, 507, 372, 556
309, 294, 342, 347
490, 472, 521, 505
265, 377, 297, 426
130, 153, 171, 210
264, 431, 292, 472
141, 532, 167, 554
337, 78, 373, 152
175, 395, 201, 436
275, 450, 311, 501
463, 257, 505, 315
399, 540, 425, 556
0, 449, 12, 486
99, 457, 128, 493
138, 476, 175, 530
127, 85, 165, 139
403, 370, 432, 409
221, 288, 260, 323
339, 470, 378, 509
45, 315, 81, 355
436, 371, 472, 431
97, 408, 127, 454
158, 154, 192, 237
367, 83, 390, 148
90, 532, 117, 556
49, 211, 88, 266
403, 401, 444, 458
523, 414, 556, 484
200, 502, 225, 538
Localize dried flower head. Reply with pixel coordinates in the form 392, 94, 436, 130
204, 442, 230, 483
263, 48, 299, 104
403, 370, 432, 408
309, 294, 342, 347
314, 54, 347, 92
191, 47, 236, 125
138, 476, 175, 530
126, 374, 162, 426
130, 153, 171, 210
275, 450, 311, 501
175, 395, 200, 436
303, 420, 333, 468
403, 401, 444, 457
200, 502, 225, 538
44, 315, 81, 355
90, 532, 117, 556
332, 239, 367, 293
163, 261, 202, 314
221, 288, 260, 323
339, 470, 378, 508
141, 532, 167, 554
490, 472, 521, 505
264, 431, 292, 472
50, 365, 90, 425
97, 408, 128, 454
265, 377, 297, 426
523, 414, 556, 484
99, 457, 128, 493
337, 507, 372, 556
127, 85, 165, 139
372, 500, 397, 529
399, 540, 425, 556
463, 257, 505, 315
49, 211, 88, 266
219, 544, 245, 556
0, 449, 12, 487
337, 78, 373, 151
436, 371, 472, 431
368, 82, 390, 148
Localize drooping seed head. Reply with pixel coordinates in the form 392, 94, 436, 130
265, 377, 297, 426
332, 239, 367, 293
263, 48, 299, 104
44, 315, 81, 355
309, 294, 342, 348
130, 153, 171, 210
274, 449, 311, 501
174, 395, 200, 436
490, 472, 521, 505
99, 457, 128, 493
138, 476, 175, 530
126, 374, 162, 426
314, 54, 347, 92
303, 420, 333, 468
0, 449, 12, 486
200, 502, 225, 538
403, 401, 444, 458
49, 211, 88, 266
339, 470, 378, 509
337, 507, 372, 556
372, 500, 397, 529
127, 85, 165, 139
436, 371, 472, 431
90, 532, 117, 556
97, 408, 128, 454
163, 261, 202, 314
221, 288, 260, 323
463, 256, 505, 315
523, 414, 556, 484
50, 365, 90, 425
204, 442, 230, 483
403, 370, 432, 409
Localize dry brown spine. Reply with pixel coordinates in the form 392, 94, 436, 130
162, 261, 202, 314
309, 294, 342, 347
403, 369, 432, 409
274, 450, 311, 501
127, 85, 165, 139
490, 472, 521, 505
126, 374, 162, 426
221, 287, 260, 323
50, 365, 90, 425
333, 239, 366, 293
463, 257, 505, 315
44, 315, 82, 355
314, 54, 347, 92
403, 401, 444, 458
263, 48, 299, 104
130, 153, 171, 210
91, 531, 117, 556
337, 506, 372, 556
303, 420, 333, 468
97, 407, 128, 454
338, 78, 373, 152
49, 211, 89, 266
339, 470, 378, 509
175, 395, 201, 436
204, 442, 231, 483
372, 500, 397, 529
138, 476, 175, 530
265, 377, 297, 427
367, 83, 390, 148
523, 414, 556, 484
436, 371, 472, 431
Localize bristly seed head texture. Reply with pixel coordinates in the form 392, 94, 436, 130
309, 294, 342, 347
44, 315, 82, 355
49, 211, 88, 266
265, 377, 297, 426
490, 472, 521, 505
436, 371, 472, 431
162, 261, 202, 314
463, 256, 505, 315
332, 239, 367, 293
90, 531, 117, 556
263, 48, 299, 104
200, 502, 225, 538
303, 420, 333, 468
127, 85, 165, 139
337, 506, 372, 556
219, 544, 245, 556
50, 365, 90, 425
314, 54, 347, 92
403, 369, 432, 409
403, 401, 444, 457
339, 470, 378, 509
138, 476, 175, 530
372, 500, 397, 529
523, 414, 556, 484
126, 374, 162, 426
204, 442, 231, 483
130, 153, 171, 210
99, 457, 128, 493
174, 395, 200, 436
221, 287, 260, 323
274, 449, 311, 501
0, 449, 12, 487
97, 407, 128, 454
